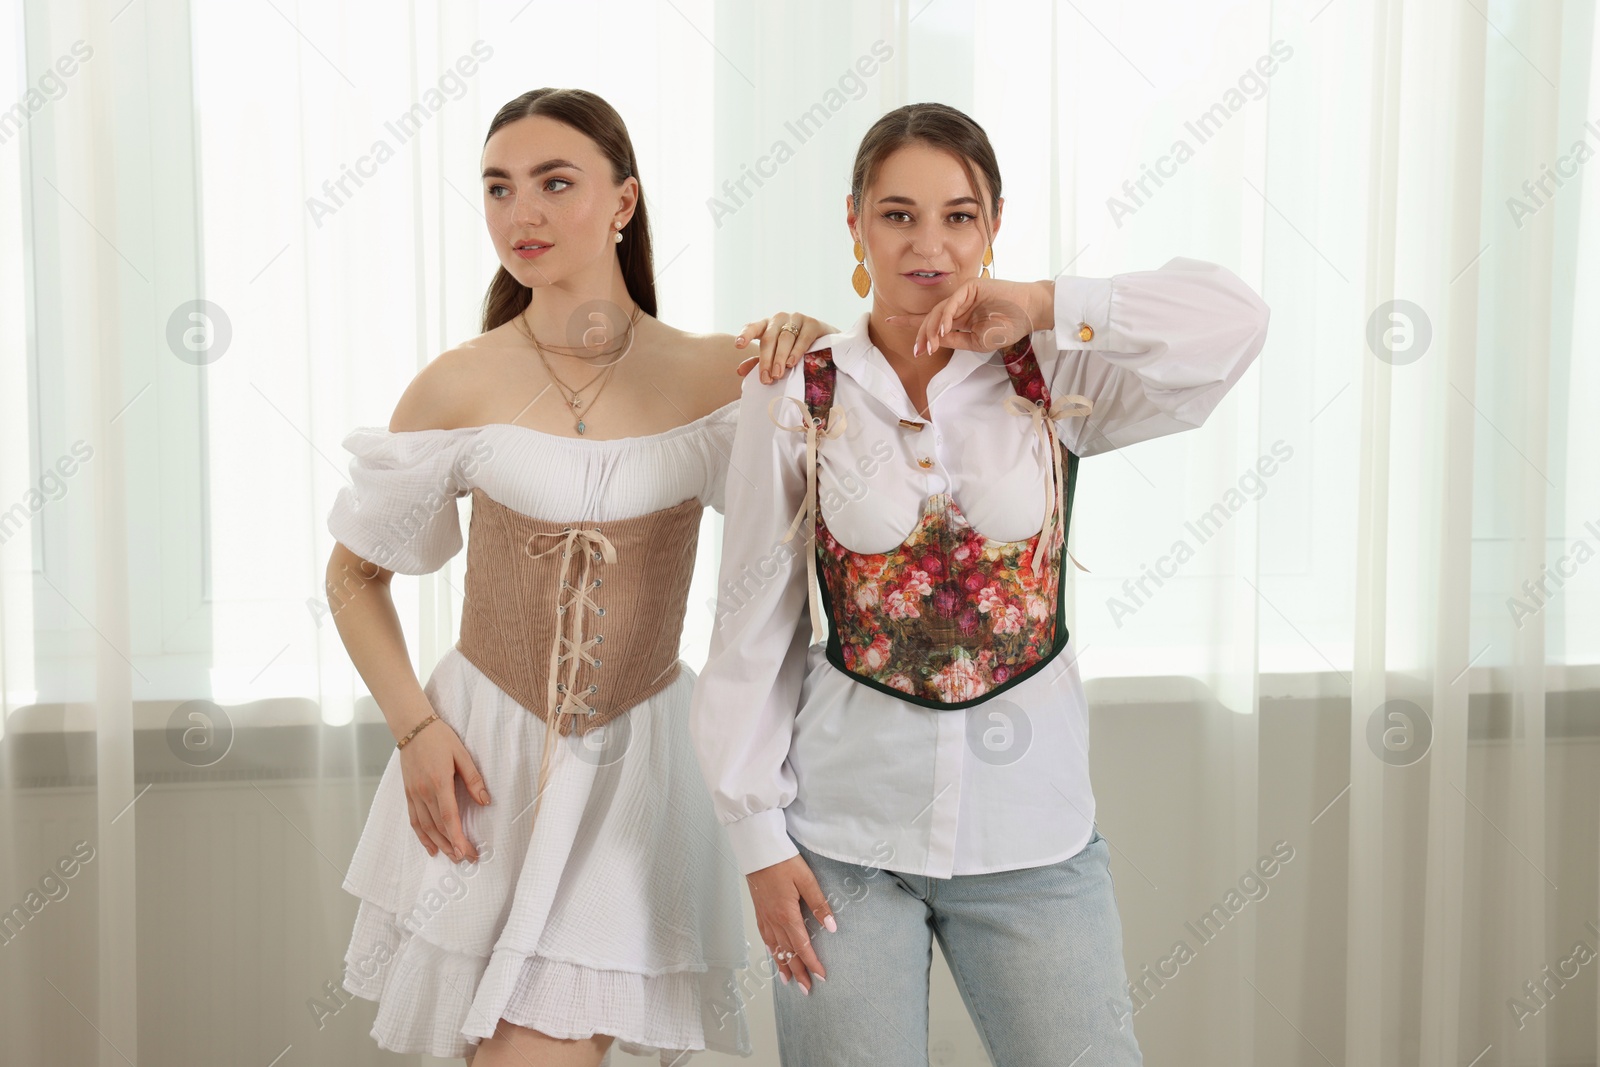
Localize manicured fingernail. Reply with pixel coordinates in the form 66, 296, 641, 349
824, 916, 837, 933
778, 971, 789, 985
817, 973, 827, 982
800, 983, 810, 996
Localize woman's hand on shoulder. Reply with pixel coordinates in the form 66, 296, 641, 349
885, 278, 1055, 358
732, 313, 839, 385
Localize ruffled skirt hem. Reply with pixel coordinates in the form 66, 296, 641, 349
341, 898, 752, 1062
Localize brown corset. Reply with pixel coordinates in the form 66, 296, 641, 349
456, 488, 703, 736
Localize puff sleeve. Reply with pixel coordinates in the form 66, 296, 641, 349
326, 427, 485, 574
688, 374, 812, 875
1041, 256, 1270, 457
698, 404, 741, 516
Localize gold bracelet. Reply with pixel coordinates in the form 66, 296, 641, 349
396, 712, 439, 749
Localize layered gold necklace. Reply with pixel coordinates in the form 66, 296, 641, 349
513, 303, 642, 435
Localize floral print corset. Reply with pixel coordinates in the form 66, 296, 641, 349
798, 339, 1090, 710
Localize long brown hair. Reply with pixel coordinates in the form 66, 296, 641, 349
850, 102, 1002, 247
478, 89, 658, 333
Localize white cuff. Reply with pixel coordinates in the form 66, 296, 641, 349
723, 808, 800, 875
1053, 274, 1113, 350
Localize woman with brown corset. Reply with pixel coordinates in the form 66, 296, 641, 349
325, 88, 832, 1066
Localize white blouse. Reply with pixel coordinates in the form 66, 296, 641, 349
326, 412, 737, 575
689, 257, 1271, 878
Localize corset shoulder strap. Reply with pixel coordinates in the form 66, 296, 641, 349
999, 334, 1052, 408
801, 347, 838, 423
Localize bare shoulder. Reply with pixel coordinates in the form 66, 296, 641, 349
387, 324, 516, 433
643, 321, 746, 414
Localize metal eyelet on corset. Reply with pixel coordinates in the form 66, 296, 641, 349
592, 658, 602, 668
596, 607, 606, 616
592, 577, 602, 588
555, 682, 566, 692
593, 635, 604, 644
593, 550, 603, 562
588, 684, 598, 694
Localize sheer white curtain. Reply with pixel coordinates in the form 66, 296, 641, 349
1, 0, 1594, 1064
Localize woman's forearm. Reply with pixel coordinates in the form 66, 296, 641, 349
1026, 278, 1056, 330
326, 549, 438, 743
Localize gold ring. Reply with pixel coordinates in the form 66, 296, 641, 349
778, 322, 802, 336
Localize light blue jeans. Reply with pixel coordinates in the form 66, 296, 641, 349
773, 826, 1144, 1067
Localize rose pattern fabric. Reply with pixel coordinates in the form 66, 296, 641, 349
816, 493, 1063, 703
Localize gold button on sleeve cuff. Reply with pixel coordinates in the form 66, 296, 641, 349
1053, 274, 1112, 348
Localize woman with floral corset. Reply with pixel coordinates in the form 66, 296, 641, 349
690, 102, 1270, 1066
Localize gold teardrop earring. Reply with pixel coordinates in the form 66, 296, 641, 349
981, 243, 993, 279
852, 240, 871, 298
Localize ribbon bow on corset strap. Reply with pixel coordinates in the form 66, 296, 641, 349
1003, 392, 1094, 577
769, 394, 850, 645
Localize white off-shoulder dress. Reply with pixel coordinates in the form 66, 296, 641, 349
326, 402, 752, 1064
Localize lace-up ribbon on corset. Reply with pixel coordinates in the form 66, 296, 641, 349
456, 488, 703, 737
999, 341, 1094, 578
770, 394, 850, 644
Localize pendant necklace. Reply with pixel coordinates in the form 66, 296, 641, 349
515, 303, 641, 435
